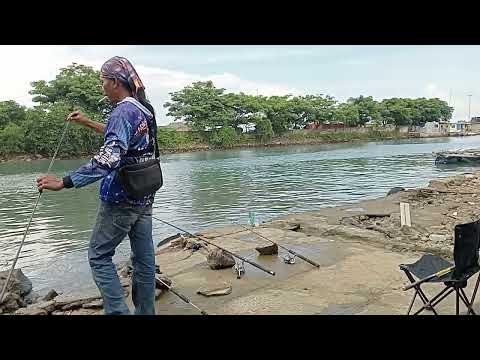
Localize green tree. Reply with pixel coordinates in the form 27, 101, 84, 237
347, 96, 381, 125
29, 63, 113, 117
333, 102, 360, 126
252, 115, 274, 141
164, 81, 236, 132
0, 123, 25, 154
0, 101, 26, 129
209, 127, 238, 147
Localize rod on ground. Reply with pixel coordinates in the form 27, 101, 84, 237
236, 223, 321, 268
403, 266, 455, 291
152, 217, 275, 276
0, 118, 72, 304
155, 275, 208, 315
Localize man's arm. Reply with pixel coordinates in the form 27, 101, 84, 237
69, 111, 106, 134
37, 111, 132, 192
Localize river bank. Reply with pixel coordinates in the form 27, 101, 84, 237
2, 130, 472, 164
3, 169, 480, 315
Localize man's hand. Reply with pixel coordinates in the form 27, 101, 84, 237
36, 174, 64, 192
68, 111, 90, 126
67, 110, 106, 134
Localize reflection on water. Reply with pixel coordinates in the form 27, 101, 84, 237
1, 135, 479, 294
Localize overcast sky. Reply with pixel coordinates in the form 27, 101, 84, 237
0, 45, 478, 125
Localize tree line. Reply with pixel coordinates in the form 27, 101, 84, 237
0, 63, 453, 156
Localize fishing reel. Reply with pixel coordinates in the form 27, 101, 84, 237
234, 261, 246, 279
283, 253, 296, 265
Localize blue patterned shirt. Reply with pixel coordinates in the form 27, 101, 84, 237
63, 97, 156, 206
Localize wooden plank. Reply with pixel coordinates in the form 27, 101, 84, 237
400, 202, 411, 227
404, 203, 411, 227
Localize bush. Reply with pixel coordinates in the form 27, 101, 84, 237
0, 123, 25, 154
209, 127, 238, 147
254, 117, 274, 141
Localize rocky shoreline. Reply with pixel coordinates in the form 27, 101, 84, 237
2, 169, 480, 315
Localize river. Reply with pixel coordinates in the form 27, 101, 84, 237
1, 136, 479, 295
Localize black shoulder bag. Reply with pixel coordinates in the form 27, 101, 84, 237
117, 119, 163, 200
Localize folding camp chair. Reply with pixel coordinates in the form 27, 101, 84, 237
399, 220, 480, 315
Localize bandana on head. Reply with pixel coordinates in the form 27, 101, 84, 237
100, 56, 145, 99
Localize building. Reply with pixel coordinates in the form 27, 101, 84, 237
471, 117, 480, 133
449, 121, 472, 135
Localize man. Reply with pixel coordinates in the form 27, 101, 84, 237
37, 56, 158, 315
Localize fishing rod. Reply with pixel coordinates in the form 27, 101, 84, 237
236, 223, 321, 268
0, 116, 72, 304
155, 275, 208, 315
152, 217, 276, 277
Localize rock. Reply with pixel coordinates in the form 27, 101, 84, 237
206, 249, 236, 270
24, 291, 41, 305
197, 282, 232, 297
155, 275, 172, 290
255, 243, 279, 255
14, 307, 48, 315
0, 292, 25, 313
119, 265, 133, 278
51, 310, 65, 315
429, 180, 448, 191
286, 223, 301, 231
30, 300, 56, 313
42, 289, 59, 302
387, 187, 405, 196
55, 295, 102, 310
117, 260, 133, 278
62, 300, 87, 311
69, 309, 97, 315
429, 234, 447, 243
155, 289, 164, 299
120, 277, 130, 288
0, 269, 33, 297
82, 299, 103, 309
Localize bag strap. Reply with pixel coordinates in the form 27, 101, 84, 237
151, 116, 160, 159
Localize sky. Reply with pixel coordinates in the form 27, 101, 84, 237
0, 45, 478, 125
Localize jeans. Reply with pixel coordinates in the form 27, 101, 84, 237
88, 201, 155, 315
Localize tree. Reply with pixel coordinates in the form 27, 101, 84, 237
252, 114, 274, 141
347, 96, 381, 125
334, 102, 360, 126
164, 81, 236, 132
29, 63, 113, 117
0, 123, 25, 154
0, 101, 26, 129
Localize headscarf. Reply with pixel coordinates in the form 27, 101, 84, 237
100, 56, 145, 100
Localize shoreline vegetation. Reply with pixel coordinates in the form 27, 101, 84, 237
1, 129, 475, 164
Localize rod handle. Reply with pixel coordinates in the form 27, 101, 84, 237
294, 252, 321, 268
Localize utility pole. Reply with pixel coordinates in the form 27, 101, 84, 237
468, 94, 472, 122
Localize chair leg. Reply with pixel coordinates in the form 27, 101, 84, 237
403, 269, 435, 312
414, 287, 452, 315
459, 288, 476, 315
407, 291, 418, 315
470, 273, 480, 305
456, 289, 460, 315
